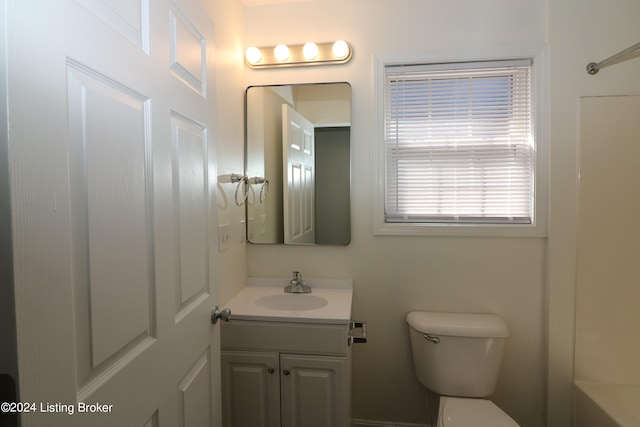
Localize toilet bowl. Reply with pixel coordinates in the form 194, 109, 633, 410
406, 311, 519, 426
438, 396, 518, 427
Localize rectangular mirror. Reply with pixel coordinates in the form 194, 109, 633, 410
245, 82, 351, 245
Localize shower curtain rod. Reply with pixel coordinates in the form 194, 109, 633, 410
586, 41, 640, 75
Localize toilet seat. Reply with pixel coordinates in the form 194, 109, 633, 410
438, 397, 519, 427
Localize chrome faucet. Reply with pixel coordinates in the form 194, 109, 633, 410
284, 271, 311, 294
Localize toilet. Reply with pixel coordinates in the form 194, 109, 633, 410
406, 311, 519, 427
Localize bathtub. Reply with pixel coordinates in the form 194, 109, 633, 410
574, 381, 640, 427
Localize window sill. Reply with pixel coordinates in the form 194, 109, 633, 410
374, 221, 546, 238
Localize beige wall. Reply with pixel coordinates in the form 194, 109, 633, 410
209, 0, 248, 305
243, 0, 547, 425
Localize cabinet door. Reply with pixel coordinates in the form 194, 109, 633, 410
280, 354, 349, 427
221, 351, 280, 427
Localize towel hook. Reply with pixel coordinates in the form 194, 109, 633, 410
231, 174, 249, 206
259, 179, 269, 203
248, 177, 270, 203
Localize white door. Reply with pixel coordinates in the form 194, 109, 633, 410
6, 1, 221, 426
282, 104, 315, 244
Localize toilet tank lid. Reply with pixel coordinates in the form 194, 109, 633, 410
406, 311, 509, 338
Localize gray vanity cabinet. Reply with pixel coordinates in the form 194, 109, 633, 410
221, 320, 351, 427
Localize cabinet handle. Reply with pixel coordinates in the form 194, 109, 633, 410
348, 319, 368, 345
283, 369, 290, 376
267, 367, 274, 374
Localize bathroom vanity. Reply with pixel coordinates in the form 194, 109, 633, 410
220, 278, 360, 427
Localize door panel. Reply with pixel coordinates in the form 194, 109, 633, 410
280, 355, 347, 427
282, 105, 315, 244
172, 111, 210, 320
67, 60, 157, 393
169, 1, 206, 95
75, 0, 150, 53
179, 350, 213, 427
7, 0, 220, 426
221, 351, 280, 427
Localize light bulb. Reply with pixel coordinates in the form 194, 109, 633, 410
332, 40, 350, 59
302, 42, 319, 60
274, 44, 290, 62
245, 47, 262, 65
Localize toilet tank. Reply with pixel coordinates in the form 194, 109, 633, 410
406, 311, 509, 398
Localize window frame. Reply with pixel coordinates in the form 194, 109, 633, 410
373, 47, 548, 238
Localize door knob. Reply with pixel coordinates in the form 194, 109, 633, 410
211, 306, 231, 324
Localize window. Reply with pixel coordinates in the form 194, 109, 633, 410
382, 59, 538, 231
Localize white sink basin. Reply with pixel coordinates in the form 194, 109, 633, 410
255, 294, 328, 311
223, 277, 353, 324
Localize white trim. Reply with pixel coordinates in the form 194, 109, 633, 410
352, 419, 430, 427
373, 46, 549, 238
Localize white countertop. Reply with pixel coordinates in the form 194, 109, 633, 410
224, 277, 353, 324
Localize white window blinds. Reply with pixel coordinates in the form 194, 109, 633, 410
384, 59, 534, 224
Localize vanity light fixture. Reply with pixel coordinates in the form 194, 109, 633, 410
332, 40, 350, 59
245, 46, 262, 66
245, 40, 353, 68
302, 42, 319, 60
273, 44, 290, 62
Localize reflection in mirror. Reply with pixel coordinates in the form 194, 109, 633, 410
245, 83, 351, 245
